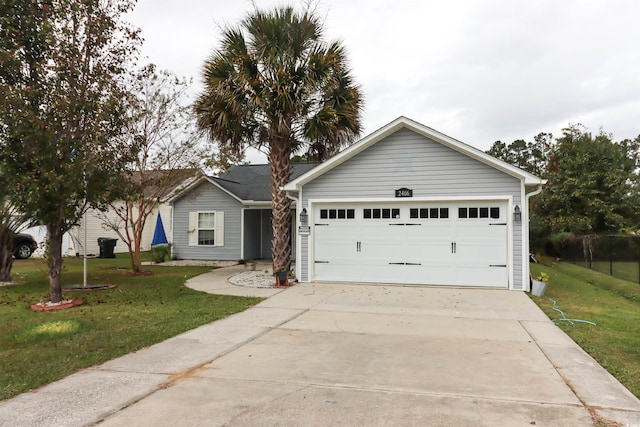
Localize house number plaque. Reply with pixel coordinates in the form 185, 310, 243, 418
395, 188, 413, 198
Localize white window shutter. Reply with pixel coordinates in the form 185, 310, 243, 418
188, 212, 198, 246
215, 211, 224, 247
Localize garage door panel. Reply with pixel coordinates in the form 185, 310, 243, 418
405, 264, 455, 285
315, 240, 355, 261
456, 265, 508, 287
315, 261, 402, 283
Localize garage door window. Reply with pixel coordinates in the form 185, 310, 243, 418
363, 208, 400, 219
409, 207, 449, 219
458, 207, 500, 219
320, 208, 355, 220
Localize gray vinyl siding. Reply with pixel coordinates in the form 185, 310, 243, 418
172, 182, 242, 260
300, 128, 524, 288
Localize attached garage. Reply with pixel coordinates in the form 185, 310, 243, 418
283, 117, 545, 291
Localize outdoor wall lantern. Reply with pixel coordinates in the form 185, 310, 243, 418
300, 208, 308, 225
513, 205, 522, 223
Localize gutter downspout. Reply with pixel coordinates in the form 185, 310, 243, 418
526, 183, 544, 202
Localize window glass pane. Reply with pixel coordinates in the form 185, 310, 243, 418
347, 209, 355, 219
440, 208, 449, 218
458, 208, 467, 219
410, 208, 418, 219
392, 208, 400, 218
198, 212, 215, 228
480, 207, 489, 218
329, 209, 337, 219
469, 208, 478, 218
382, 208, 391, 219
198, 230, 215, 245
420, 208, 428, 218
364, 209, 371, 219
337, 209, 346, 219
320, 209, 328, 219
430, 208, 439, 218
490, 207, 500, 219
373, 209, 381, 219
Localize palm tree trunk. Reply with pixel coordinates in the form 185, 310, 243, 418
269, 139, 293, 274
46, 224, 64, 303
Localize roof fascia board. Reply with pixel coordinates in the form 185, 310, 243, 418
241, 201, 272, 207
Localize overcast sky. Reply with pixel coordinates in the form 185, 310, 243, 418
128, 0, 640, 163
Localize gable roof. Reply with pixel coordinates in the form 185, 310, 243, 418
283, 116, 546, 191
167, 163, 319, 204
213, 163, 319, 201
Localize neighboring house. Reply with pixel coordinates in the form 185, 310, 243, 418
168, 163, 318, 261
171, 117, 545, 291
70, 169, 199, 256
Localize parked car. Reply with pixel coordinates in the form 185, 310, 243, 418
13, 233, 38, 259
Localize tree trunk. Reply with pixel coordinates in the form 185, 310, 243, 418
47, 224, 64, 303
269, 139, 293, 274
127, 200, 144, 273
132, 232, 142, 272
0, 225, 14, 282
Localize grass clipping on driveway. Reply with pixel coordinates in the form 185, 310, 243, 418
0, 257, 263, 401
530, 260, 640, 399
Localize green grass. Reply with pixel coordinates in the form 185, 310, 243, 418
568, 259, 640, 284
530, 260, 640, 398
0, 256, 263, 401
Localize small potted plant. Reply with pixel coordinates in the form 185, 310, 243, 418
531, 271, 549, 297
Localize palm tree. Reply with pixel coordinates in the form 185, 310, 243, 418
194, 5, 363, 274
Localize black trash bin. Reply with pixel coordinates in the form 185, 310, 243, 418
97, 237, 118, 258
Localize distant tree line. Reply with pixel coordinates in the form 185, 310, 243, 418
487, 125, 640, 255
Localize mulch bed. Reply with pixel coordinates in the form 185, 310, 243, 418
62, 284, 116, 291
30, 298, 83, 311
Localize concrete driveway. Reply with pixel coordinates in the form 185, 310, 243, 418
103, 280, 640, 426
2, 269, 639, 426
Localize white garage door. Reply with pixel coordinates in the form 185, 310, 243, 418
313, 202, 508, 287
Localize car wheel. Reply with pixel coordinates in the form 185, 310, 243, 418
14, 243, 33, 259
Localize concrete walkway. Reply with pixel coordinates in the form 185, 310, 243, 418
1, 265, 639, 426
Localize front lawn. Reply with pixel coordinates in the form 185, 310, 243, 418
530, 260, 640, 398
0, 256, 262, 401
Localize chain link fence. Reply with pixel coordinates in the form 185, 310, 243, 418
555, 234, 640, 284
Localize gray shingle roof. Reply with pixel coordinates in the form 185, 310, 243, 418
212, 163, 318, 201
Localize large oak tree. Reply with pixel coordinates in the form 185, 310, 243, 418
194, 5, 363, 274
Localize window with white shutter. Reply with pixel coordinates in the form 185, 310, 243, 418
189, 211, 224, 247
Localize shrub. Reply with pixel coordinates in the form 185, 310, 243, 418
151, 243, 172, 263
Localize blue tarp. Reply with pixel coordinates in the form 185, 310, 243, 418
151, 212, 168, 246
